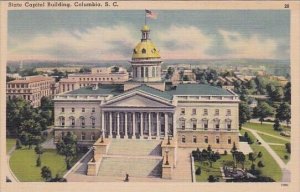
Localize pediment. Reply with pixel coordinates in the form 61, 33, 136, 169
102, 92, 174, 108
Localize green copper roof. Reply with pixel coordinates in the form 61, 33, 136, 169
171, 84, 234, 96
129, 84, 173, 100
64, 84, 123, 95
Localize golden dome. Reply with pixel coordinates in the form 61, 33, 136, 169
132, 40, 160, 59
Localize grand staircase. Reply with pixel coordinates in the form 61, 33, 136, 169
97, 139, 163, 178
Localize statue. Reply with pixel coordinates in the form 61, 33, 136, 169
91, 146, 96, 162
167, 135, 171, 145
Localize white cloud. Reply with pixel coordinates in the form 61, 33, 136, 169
8, 25, 137, 61
156, 25, 213, 59
218, 29, 278, 59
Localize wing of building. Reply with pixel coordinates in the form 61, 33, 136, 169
53, 25, 240, 150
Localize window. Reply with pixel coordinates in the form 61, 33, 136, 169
204, 136, 208, 143
59, 116, 65, 126
226, 109, 231, 116
180, 119, 185, 130
92, 107, 95, 113
91, 133, 95, 141
82, 108, 85, 112
70, 117, 75, 127
180, 108, 185, 115
226, 120, 232, 131
71, 108, 75, 112
61, 108, 65, 113
152, 67, 155, 77
80, 117, 85, 128
142, 48, 146, 54
214, 119, 220, 130
181, 135, 186, 143
203, 109, 208, 116
228, 137, 232, 144
192, 119, 197, 130
192, 108, 196, 115
91, 117, 95, 128
81, 133, 86, 140
193, 136, 197, 143
202, 119, 208, 130
215, 109, 219, 116
216, 136, 220, 144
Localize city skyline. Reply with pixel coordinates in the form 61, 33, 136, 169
8, 10, 290, 61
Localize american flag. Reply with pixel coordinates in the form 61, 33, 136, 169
145, 10, 158, 19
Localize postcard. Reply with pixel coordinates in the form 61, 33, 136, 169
1, 1, 300, 192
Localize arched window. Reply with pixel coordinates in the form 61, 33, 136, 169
90, 116, 95, 128
142, 48, 146, 54
228, 137, 232, 144
59, 116, 65, 127
69, 116, 75, 127
191, 118, 197, 130
202, 118, 208, 130
193, 136, 197, 143
80, 116, 85, 128
225, 119, 232, 131
213, 118, 220, 130
81, 132, 86, 140
179, 118, 185, 130
216, 136, 220, 144
204, 136, 208, 143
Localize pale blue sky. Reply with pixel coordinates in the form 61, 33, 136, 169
8, 10, 290, 61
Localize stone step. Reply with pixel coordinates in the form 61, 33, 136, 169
108, 139, 162, 156
98, 157, 162, 177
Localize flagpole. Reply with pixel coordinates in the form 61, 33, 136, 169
144, 9, 147, 25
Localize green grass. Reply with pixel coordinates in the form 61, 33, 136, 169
6, 138, 16, 154
244, 122, 290, 141
240, 129, 282, 181
257, 133, 288, 145
9, 148, 84, 182
269, 145, 290, 164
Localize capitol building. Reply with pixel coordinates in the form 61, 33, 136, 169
53, 24, 240, 151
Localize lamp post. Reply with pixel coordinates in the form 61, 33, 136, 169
165, 148, 169, 165
100, 134, 104, 143
167, 135, 171, 145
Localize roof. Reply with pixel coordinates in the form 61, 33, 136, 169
64, 84, 123, 96
132, 40, 160, 59
127, 84, 172, 100
7, 76, 54, 84
171, 84, 234, 96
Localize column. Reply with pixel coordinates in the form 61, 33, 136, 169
125, 112, 128, 139
116, 112, 120, 138
148, 112, 152, 139
109, 112, 112, 138
173, 113, 176, 137
101, 112, 105, 137
156, 112, 160, 139
141, 112, 144, 138
133, 112, 136, 139
164, 113, 168, 138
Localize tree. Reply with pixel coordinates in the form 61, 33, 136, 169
19, 120, 42, 148
111, 66, 119, 73
235, 151, 246, 169
15, 139, 22, 149
284, 82, 291, 103
275, 102, 291, 126
195, 167, 201, 175
41, 166, 52, 181
239, 102, 251, 128
248, 152, 257, 166
56, 132, 77, 170
256, 102, 274, 124
285, 143, 291, 153
273, 119, 281, 131
79, 67, 91, 73
35, 144, 44, 157
36, 156, 42, 167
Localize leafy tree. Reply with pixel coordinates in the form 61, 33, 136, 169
36, 156, 42, 167
256, 102, 274, 124
35, 144, 44, 157
195, 167, 201, 175
79, 67, 91, 73
247, 79, 257, 90
285, 143, 291, 153
239, 102, 251, 128
275, 102, 291, 126
41, 166, 52, 181
257, 160, 264, 168
19, 120, 42, 148
235, 151, 246, 169
248, 152, 257, 166
257, 151, 263, 158
208, 175, 218, 182
284, 82, 291, 103
273, 119, 281, 131
56, 132, 77, 170
15, 139, 22, 149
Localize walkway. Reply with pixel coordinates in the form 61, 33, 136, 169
243, 127, 290, 182
6, 146, 19, 182
171, 148, 192, 182
243, 127, 290, 142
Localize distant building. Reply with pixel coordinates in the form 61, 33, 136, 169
6, 75, 57, 107
36, 67, 82, 73
6, 73, 21, 79
58, 66, 129, 93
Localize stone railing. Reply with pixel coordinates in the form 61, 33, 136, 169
190, 154, 196, 183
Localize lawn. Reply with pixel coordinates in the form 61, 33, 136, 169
9, 148, 84, 182
269, 145, 290, 164
257, 133, 289, 145
239, 129, 282, 181
6, 138, 16, 154
244, 122, 290, 141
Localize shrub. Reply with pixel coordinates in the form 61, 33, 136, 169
244, 132, 249, 138
257, 161, 264, 168
195, 167, 201, 175
251, 164, 256, 170
284, 155, 289, 160
285, 143, 291, 153
258, 142, 261, 145
36, 156, 41, 167
247, 137, 253, 144
208, 175, 218, 182
258, 152, 263, 158
15, 139, 22, 149
224, 150, 228, 155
